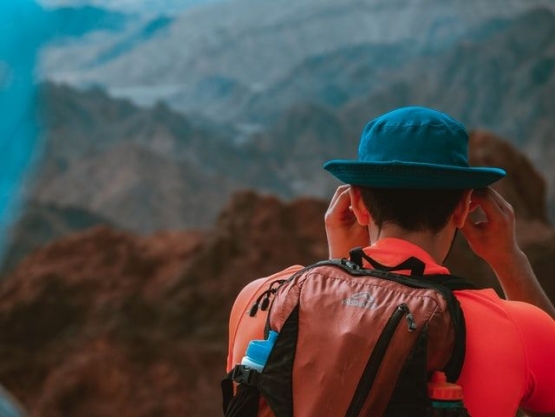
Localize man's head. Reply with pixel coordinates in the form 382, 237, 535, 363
356, 187, 467, 234
324, 106, 506, 240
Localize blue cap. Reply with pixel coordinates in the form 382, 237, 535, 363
324, 106, 506, 189
245, 331, 279, 365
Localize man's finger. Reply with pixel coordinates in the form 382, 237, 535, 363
329, 185, 351, 211
486, 187, 514, 215
328, 185, 350, 207
470, 188, 507, 224
461, 216, 481, 239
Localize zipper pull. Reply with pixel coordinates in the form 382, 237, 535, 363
406, 312, 417, 331
248, 279, 286, 317
399, 304, 417, 331
248, 292, 269, 317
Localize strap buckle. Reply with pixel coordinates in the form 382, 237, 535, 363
231, 364, 261, 386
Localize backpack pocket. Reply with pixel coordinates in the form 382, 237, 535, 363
346, 303, 416, 417
221, 383, 260, 417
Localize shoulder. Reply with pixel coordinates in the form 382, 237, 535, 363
226, 265, 304, 371
455, 288, 555, 337
231, 264, 304, 314
455, 289, 555, 412
489, 296, 555, 412
503, 299, 555, 412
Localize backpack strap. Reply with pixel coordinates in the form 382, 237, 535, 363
427, 273, 477, 291
221, 366, 262, 416
420, 274, 476, 382
350, 247, 425, 276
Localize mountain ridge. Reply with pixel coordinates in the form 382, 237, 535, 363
10, 3, 555, 270
39, 0, 555, 112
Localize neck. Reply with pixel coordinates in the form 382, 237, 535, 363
369, 223, 456, 264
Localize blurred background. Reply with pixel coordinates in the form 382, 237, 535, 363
0, 0, 554, 416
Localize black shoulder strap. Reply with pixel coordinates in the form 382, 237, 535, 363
418, 274, 475, 382
425, 273, 477, 291
349, 247, 425, 276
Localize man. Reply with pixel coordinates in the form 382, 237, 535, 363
227, 107, 555, 417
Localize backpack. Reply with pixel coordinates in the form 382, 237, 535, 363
222, 248, 475, 417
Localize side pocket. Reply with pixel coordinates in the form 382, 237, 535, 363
383, 325, 431, 417
345, 304, 416, 417
222, 306, 300, 417
258, 305, 300, 417
223, 384, 260, 417
221, 369, 261, 417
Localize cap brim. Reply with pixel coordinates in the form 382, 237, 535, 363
324, 160, 506, 189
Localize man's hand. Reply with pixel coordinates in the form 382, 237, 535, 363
325, 185, 369, 259
461, 187, 520, 268
461, 187, 555, 318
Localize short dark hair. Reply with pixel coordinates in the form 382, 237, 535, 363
357, 187, 467, 233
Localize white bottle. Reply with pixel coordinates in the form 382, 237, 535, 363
241, 330, 279, 372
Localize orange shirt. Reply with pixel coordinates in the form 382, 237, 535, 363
227, 238, 555, 417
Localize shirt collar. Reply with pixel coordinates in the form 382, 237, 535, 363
363, 237, 450, 275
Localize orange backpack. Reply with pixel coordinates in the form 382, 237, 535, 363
222, 249, 474, 417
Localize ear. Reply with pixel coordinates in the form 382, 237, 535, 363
452, 189, 473, 229
349, 186, 372, 226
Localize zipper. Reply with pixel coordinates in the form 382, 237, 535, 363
345, 303, 416, 417
248, 279, 286, 317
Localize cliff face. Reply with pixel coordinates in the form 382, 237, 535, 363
468, 129, 549, 223
0, 193, 328, 417
0, 132, 554, 417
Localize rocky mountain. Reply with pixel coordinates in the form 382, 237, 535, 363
2, 82, 339, 271
0, 131, 553, 417
338, 7, 555, 143
9, 58, 555, 270
29, 83, 278, 234
28, 82, 359, 236
39, 0, 555, 118
250, 103, 354, 198
236, 6, 555, 135
33, 142, 227, 231
0, 193, 328, 417
8, 2, 555, 272
37, 5, 555, 209
1, 201, 112, 275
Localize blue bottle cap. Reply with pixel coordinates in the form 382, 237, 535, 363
245, 331, 278, 365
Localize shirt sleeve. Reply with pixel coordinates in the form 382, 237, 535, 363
504, 300, 555, 413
